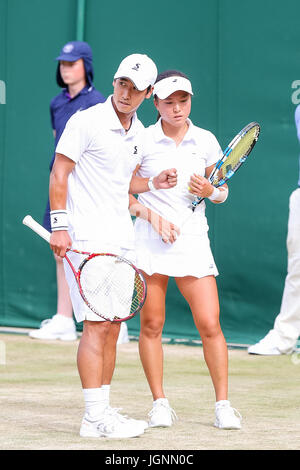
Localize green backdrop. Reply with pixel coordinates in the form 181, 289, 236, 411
0, 0, 299, 345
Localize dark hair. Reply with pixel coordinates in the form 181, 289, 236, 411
154, 69, 191, 120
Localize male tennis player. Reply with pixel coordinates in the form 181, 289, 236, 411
48, 53, 177, 438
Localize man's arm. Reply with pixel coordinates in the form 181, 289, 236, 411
49, 153, 75, 257
129, 194, 180, 244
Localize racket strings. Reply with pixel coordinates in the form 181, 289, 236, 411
211, 126, 259, 186
79, 256, 144, 320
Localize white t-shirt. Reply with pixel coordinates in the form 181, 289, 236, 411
55, 96, 144, 250
137, 118, 223, 233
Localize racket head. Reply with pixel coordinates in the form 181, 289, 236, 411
76, 253, 147, 322
191, 121, 260, 211
210, 121, 260, 187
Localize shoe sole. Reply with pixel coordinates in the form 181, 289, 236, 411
29, 334, 77, 341
80, 429, 144, 438
248, 351, 281, 355
149, 422, 172, 428
214, 422, 241, 430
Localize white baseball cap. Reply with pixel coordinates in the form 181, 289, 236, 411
153, 76, 193, 99
114, 54, 158, 91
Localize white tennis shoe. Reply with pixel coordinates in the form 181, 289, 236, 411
247, 330, 294, 355
105, 406, 148, 430
148, 398, 178, 427
28, 314, 77, 341
214, 400, 242, 429
80, 407, 145, 438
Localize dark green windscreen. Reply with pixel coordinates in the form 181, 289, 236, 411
0, 0, 299, 345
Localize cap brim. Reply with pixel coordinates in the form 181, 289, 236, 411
55, 54, 81, 61
114, 74, 149, 91
156, 88, 193, 99
156, 88, 193, 100
153, 76, 193, 100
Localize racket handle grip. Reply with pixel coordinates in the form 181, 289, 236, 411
191, 196, 204, 210
23, 215, 51, 244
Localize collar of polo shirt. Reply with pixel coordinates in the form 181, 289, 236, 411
106, 95, 138, 132
153, 118, 196, 144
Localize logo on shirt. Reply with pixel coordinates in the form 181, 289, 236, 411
133, 146, 138, 154
172, 79, 177, 82
132, 63, 140, 72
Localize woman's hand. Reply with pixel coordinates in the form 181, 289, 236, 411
188, 173, 214, 198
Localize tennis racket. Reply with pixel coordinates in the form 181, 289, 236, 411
191, 121, 260, 211
22, 215, 147, 322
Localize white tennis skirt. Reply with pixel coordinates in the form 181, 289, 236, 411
134, 218, 218, 278
63, 239, 136, 323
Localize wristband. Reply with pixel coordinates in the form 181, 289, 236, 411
208, 187, 228, 203
148, 176, 158, 191
50, 210, 68, 231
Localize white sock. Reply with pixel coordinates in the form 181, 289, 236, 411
101, 384, 111, 407
215, 400, 230, 408
83, 388, 107, 421
154, 397, 169, 405
54, 313, 73, 324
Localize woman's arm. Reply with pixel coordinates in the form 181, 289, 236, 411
188, 163, 228, 204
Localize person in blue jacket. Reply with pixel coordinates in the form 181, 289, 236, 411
29, 41, 107, 341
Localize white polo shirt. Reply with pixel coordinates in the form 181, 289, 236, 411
137, 118, 223, 233
55, 95, 144, 250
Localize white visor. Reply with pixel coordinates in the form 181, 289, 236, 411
153, 76, 193, 99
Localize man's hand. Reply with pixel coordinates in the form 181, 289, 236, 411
153, 168, 177, 190
50, 230, 72, 258
150, 212, 180, 244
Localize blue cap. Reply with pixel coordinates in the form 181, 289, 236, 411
55, 41, 94, 88
55, 41, 93, 62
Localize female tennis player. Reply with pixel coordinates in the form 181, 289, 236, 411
131, 70, 242, 430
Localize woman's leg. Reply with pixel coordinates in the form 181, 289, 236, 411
175, 275, 228, 401
138, 272, 169, 400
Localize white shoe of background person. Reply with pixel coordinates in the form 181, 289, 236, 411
80, 407, 145, 438
117, 321, 130, 345
148, 398, 178, 427
28, 313, 77, 341
247, 329, 296, 355
214, 400, 242, 430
